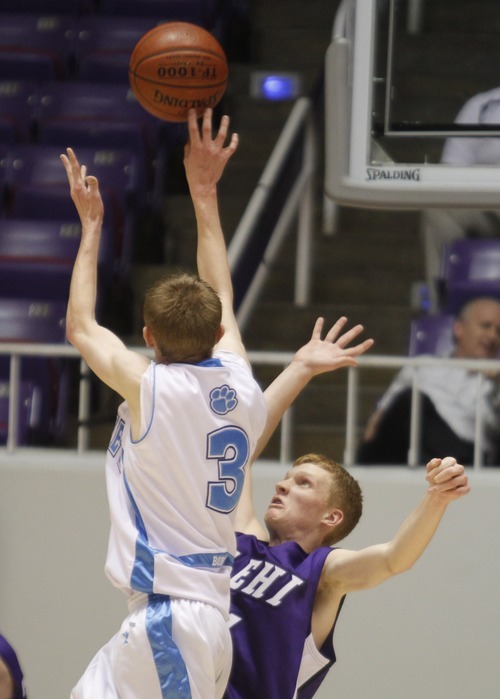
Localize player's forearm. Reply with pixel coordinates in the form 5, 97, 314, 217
66, 225, 101, 344
385, 493, 448, 575
192, 190, 234, 302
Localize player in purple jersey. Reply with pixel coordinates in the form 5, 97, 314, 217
224, 317, 471, 699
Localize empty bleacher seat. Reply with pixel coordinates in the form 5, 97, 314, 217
0, 298, 66, 343
1, 144, 145, 274
0, 80, 38, 144
0, 14, 77, 80
74, 16, 164, 83
0, 218, 114, 304
439, 238, 500, 313
35, 81, 169, 197
0, 298, 68, 445
409, 313, 455, 357
0, 52, 63, 82
0, 144, 9, 212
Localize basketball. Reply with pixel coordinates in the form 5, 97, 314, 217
129, 22, 228, 122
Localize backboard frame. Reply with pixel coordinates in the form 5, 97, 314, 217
325, 0, 500, 209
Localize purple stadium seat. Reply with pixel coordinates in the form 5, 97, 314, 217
0, 80, 38, 143
409, 314, 456, 357
0, 122, 15, 144
0, 14, 77, 80
3, 144, 144, 273
0, 218, 115, 302
0, 298, 68, 444
439, 238, 500, 313
0, 52, 60, 82
35, 81, 166, 194
0, 144, 10, 212
74, 16, 165, 83
77, 51, 137, 84
0, 298, 66, 343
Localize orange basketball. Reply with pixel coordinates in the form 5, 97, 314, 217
129, 22, 228, 122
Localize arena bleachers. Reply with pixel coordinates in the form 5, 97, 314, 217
0, 0, 236, 444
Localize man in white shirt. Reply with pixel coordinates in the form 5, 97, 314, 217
421, 87, 500, 310
358, 296, 500, 465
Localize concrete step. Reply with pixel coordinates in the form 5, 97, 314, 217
242, 300, 415, 356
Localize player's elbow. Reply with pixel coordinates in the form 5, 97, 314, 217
65, 312, 78, 346
386, 550, 416, 577
389, 560, 414, 577
65, 310, 92, 351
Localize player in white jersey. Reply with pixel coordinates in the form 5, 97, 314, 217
61, 109, 266, 699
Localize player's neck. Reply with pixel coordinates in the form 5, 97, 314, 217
268, 529, 320, 553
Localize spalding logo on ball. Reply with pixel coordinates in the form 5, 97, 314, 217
129, 21, 228, 122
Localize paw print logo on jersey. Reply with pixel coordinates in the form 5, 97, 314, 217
210, 384, 238, 415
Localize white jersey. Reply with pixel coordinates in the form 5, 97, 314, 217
104, 350, 267, 618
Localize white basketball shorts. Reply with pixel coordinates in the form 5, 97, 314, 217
71, 593, 232, 699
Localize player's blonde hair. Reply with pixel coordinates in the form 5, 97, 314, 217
292, 453, 363, 545
143, 272, 222, 364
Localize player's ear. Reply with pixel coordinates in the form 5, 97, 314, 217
143, 325, 154, 347
322, 508, 343, 530
215, 324, 225, 344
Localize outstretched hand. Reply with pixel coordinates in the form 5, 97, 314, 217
425, 456, 470, 502
292, 317, 374, 377
183, 108, 238, 198
60, 147, 104, 228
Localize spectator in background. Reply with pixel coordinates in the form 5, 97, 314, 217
421, 86, 500, 311
357, 296, 500, 466
0, 634, 27, 699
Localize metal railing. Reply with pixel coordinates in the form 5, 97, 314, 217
342, 354, 499, 471
0, 343, 497, 471
228, 96, 316, 332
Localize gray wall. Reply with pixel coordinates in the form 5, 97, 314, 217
0, 455, 498, 699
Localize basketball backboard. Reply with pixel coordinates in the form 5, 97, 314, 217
325, 0, 500, 208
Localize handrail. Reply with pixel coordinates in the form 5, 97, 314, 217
0, 343, 498, 470
228, 96, 316, 332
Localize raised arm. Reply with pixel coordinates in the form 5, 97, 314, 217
255, 317, 374, 459
233, 316, 374, 536
323, 456, 470, 595
60, 148, 149, 413
183, 108, 246, 360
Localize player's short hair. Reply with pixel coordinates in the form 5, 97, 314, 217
293, 453, 363, 545
143, 272, 222, 364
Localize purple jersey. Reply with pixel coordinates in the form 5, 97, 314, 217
225, 532, 343, 699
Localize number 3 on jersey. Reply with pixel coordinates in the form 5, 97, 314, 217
206, 426, 250, 513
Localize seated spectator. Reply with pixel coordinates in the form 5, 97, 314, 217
421, 86, 500, 311
0, 634, 27, 699
357, 296, 500, 466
